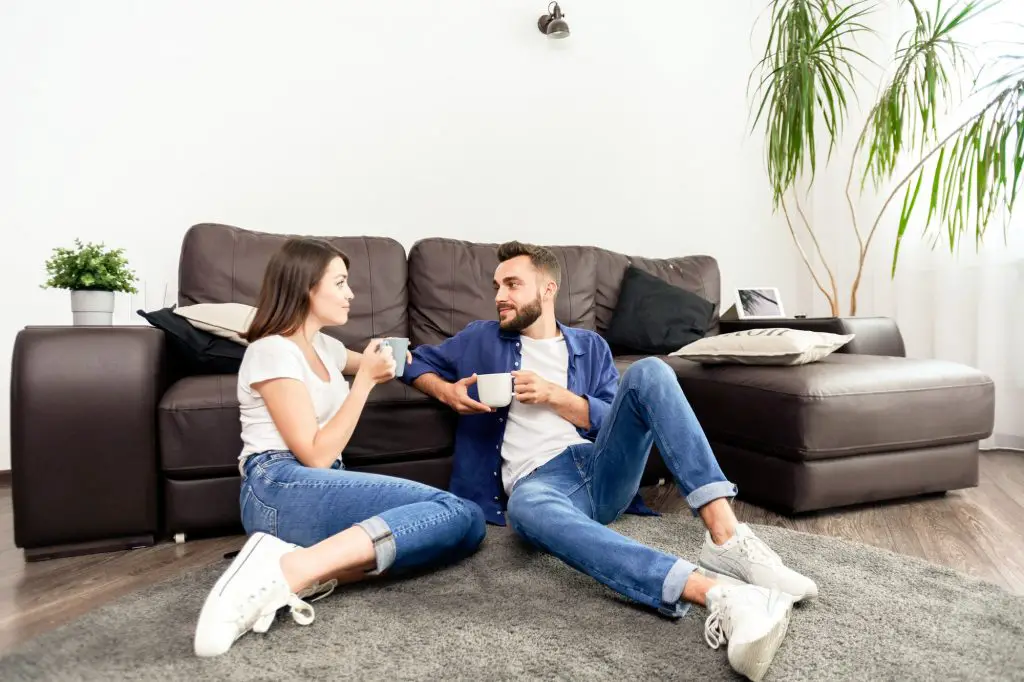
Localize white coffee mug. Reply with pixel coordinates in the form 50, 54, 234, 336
477, 372, 513, 408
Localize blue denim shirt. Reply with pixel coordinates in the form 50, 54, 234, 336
402, 320, 656, 525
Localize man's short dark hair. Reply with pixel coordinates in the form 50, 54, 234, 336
497, 241, 561, 288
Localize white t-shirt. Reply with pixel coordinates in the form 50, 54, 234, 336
500, 335, 589, 494
236, 333, 350, 470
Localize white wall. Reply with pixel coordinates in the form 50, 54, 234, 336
0, 0, 798, 471
789, 2, 1024, 440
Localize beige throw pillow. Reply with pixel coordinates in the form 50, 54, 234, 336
669, 328, 855, 366
173, 303, 257, 346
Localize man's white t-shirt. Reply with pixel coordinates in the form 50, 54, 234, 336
236, 333, 350, 470
500, 334, 589, 494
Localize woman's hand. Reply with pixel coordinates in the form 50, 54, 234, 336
355, 339, 396, 388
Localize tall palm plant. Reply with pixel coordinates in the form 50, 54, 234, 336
750, 0, 1024, 316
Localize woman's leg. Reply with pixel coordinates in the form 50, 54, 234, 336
195, 453, 484, 657
242, 455, 485, 587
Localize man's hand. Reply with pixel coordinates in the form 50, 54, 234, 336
443, 374, 493, 414
513, 370, 591, 429
512, 370, 556, 405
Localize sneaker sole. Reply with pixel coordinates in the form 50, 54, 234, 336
727, 597, 793, 682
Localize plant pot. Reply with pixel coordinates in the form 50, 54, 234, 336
70, 290, 115, 326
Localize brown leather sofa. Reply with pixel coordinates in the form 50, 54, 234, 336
11, 223, 995, 560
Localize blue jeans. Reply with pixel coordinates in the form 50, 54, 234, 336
241, 452, 486, 575
506, 357, 737, 618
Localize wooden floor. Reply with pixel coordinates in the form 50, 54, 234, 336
1, 449, 1022, 654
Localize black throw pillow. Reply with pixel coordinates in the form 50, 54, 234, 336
605, 266, 715, 355
137, 306, 246, 376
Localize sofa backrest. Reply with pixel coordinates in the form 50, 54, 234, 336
407, 237, 721, 348
177, 223, 408, 350
407, 238, 600, 347
591, 248, 722, 337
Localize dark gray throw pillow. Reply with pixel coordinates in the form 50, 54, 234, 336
137, 306, 245, 375
605, 266, 715, 355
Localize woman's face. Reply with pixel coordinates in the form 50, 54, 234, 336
309, 257, 354, 326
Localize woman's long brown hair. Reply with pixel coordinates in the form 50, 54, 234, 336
242, 238, 351, 343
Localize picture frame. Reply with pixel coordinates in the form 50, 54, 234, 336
735, 287, 786, 319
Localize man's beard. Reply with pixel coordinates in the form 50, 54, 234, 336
498, 295, 543, 333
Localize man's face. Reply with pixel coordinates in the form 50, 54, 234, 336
493, 256, 549, 333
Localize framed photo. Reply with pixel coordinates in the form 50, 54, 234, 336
735, 287, 786, 319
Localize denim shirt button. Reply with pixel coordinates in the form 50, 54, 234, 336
498, 417, 503, 422
493, 471, 498, 476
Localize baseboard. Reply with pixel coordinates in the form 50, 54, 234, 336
23, 535, 156, 562
981, 434, 1024, 451
0, 470, 10, 486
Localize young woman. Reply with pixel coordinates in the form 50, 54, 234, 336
193, 237, 486, 657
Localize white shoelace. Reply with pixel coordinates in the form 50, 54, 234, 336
704, 602, 730, 649
251, 593, 317, 633
298, 579, 338, 603
240, 580, 329, 635
737, 534, 782, 566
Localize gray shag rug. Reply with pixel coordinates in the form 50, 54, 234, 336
2, 513, 1022, 681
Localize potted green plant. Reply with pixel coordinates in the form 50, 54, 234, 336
749, 0, 1023, 316
42, 239, 139, 325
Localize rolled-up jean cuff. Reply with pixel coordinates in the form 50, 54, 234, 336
685, 481, 739, 515
662, 558, 696, 606
354, 516, 396, 575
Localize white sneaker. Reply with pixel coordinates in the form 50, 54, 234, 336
698, 524, 818, 601
194, 532, 317, 657
704, 584, 794, 682
695, 565, 747, 589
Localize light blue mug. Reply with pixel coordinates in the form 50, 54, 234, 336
378, 337, 410, 377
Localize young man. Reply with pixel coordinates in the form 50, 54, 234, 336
402, 241, 817, 681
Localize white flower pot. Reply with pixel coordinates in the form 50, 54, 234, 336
70, 290, 115, 326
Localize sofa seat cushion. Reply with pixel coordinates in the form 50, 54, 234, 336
159, 375, 455, 477
614, 353, 994, 462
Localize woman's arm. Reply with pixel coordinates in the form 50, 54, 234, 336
343, 347, 410, 376
254, 376, 373, 468
255, 340, 396, 468
343, 348, 363, 375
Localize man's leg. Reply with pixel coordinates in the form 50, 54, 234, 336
509, 444, 799, 682
586, 357, 736, 523
506, 447, 696, 617
587, 357, 817, 602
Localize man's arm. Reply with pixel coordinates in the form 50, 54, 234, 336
413, 372, 492, 414
511, 368, 606, 432
511, 336, 619, 436
577, 339, 619, 439
411, 372, 450, 402
404, 323, 492, 414
548, 387, 591, 430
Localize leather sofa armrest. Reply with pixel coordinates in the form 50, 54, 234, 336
718, 316, 906, 357
11, 326, 166, 559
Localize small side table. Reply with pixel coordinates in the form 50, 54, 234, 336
718, 316, 906, 357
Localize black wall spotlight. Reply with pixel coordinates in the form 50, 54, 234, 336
538, 2, 570, 39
